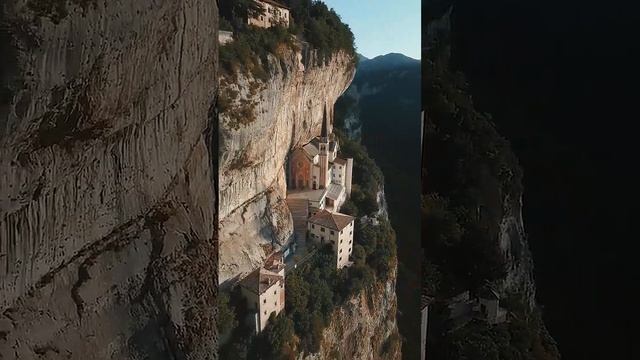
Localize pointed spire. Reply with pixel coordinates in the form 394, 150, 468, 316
321, 104, 329, 138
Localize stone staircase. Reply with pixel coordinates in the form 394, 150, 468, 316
286, 198, 309, 245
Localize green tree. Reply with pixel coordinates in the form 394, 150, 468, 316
218, 291, 238, 336
340, 199, 359, 217
309, 312, 325, 353
351, 244, 366, 266
422, 258, 441, 296
285, 272, 310, 316
259, 313, 296, 359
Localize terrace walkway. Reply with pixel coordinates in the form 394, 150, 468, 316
284, 197, 312, 273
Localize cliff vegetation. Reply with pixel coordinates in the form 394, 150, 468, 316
219, 0, 356, 77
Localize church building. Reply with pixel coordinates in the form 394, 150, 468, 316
288, 106, 353, 213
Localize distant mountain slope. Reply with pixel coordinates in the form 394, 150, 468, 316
358, 53, 420, 73
335, 53, 421, 360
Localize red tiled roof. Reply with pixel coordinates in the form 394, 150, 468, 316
308, 209, 354, 231
264, 251, 285, 272
333, 157, 347, 166
240, 268, 283, 295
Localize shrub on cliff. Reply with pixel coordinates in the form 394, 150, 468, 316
255, 313, 297, 360
218, 287, 255, 359
349, 185, 378, 216
286, 0, 356, 63
218, 292, 238, 338
335, 129, 384, 211
220, 25, 295, 80
422, 192, 507, 294
339, 199, 359, 217
282, 245, 339, 354
221, 0, 356, 68
355, 217, 397, 281
220, 17, 234, 31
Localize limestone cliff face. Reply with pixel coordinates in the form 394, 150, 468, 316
301, 265, 401, 360
218, 48, 355, 283
0, 1, 218, 359
497, 194, 537, 306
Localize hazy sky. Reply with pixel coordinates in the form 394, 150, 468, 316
322, 0, 421, 59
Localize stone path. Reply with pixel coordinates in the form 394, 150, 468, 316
285, 198, 311, 272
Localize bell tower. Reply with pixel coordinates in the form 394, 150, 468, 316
319, 105, 330, 188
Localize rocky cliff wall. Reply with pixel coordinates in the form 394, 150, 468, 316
0, 1, 218, 358
218, 48, 354, 283
497, 194, 537, 306
300, 265, 401, 360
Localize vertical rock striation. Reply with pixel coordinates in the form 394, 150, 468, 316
0, 0, 218, 358
218, 49, 354, 283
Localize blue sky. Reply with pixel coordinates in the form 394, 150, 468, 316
322, 0, 421, 59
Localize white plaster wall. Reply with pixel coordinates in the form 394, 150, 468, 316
258, 280, 284, 331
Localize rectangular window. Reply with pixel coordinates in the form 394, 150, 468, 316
330, 230, 334, 235
263, 299, 266, 304
320, 227, 325, 232
312, 224, 315, 229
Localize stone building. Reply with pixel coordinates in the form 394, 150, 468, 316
239, 252, 286, 333
288, 107, 353, 213
218, 30, 234, 45
307, 210, 355, 269
248, 0, 291, 28
475, 287, 508, 325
